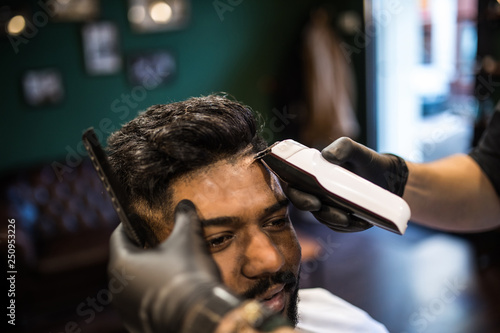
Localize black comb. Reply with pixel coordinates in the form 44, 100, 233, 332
82, 128, 145, 247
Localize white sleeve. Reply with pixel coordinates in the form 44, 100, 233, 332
296, 288, 388, 333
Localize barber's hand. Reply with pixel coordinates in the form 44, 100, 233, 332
284, 137, 408, 232
109, 200, 241, 333
322, 137, 408, 195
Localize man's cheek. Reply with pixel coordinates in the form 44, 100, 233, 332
278, 231, 302, 271
212, 253, 241, 294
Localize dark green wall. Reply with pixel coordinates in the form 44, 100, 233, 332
0, 0, 366, 174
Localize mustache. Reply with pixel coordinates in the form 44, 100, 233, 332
241, 271, 297, 300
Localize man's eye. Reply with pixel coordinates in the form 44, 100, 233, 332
206, 234, 233, 251
264, 217, 290, 230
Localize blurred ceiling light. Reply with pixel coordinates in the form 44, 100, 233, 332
127, 0, 189, 33
128, 5, 146, 24
149, 1, 172, 23
7, 15, 26, 35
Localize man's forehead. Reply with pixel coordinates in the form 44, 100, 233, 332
170, 156, 286, 220
176, 155, 276, 188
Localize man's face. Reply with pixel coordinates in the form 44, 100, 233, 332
170, 156, 302, 323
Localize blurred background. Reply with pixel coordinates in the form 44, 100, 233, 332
1, 0, 499, 332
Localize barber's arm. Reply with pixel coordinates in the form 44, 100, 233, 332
286, 136, 500, 233
404, 154, 500, 232
108, 200, 294, 333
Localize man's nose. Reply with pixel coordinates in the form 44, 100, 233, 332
241, 231, 284, 278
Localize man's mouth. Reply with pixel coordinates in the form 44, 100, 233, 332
257, 284, 286, 313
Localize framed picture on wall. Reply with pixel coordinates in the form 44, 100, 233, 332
22, 68, 64, 107
127, 50, 176, 89
82, 21, 122, 75
52, 0, 100, 21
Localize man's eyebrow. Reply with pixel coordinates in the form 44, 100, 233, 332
200, 198, 289, 227
263, 198, 290, 216
201, 216, 241, 227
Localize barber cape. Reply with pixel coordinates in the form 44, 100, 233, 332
296, 288, 388, 333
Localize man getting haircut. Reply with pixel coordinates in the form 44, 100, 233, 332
107, 94, 301, 325
106, 94, 388, 332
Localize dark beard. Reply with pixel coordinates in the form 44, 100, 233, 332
286, 280, 299, 327
241, 270, 300, 327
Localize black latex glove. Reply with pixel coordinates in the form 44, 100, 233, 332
108, 200, 241, 333
284, 137, 408, 232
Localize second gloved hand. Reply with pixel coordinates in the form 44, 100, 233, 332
284, 137, 408, 232
108, 200, 241, 333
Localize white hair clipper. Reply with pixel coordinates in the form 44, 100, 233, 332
259, 139, 410, 235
